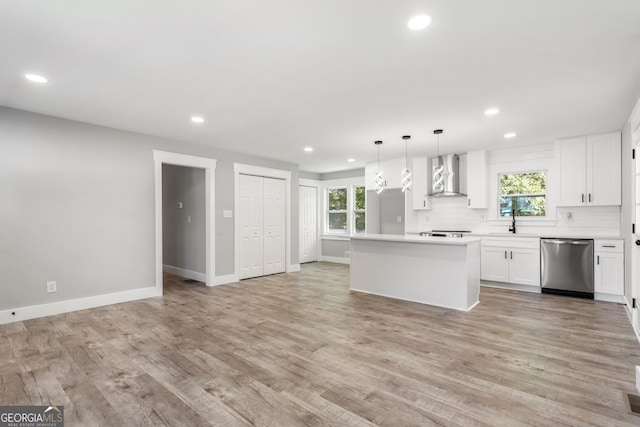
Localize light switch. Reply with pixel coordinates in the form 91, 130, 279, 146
397, 216, 402, 223
177, 202, 183, 209
223, 210, 233, 218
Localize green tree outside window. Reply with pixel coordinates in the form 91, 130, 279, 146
499, 171, 546, 217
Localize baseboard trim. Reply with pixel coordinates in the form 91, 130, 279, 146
287, 264, 301, 273
213, 274, 238, 286
480, 281, 541, 293
163, 264, 206, 282
320, 256, 351, 265
594, 293, 624, 303
0, 286, 161, 325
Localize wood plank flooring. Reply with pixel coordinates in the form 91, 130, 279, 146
2, 262, 640, 426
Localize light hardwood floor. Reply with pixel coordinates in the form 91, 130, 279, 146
2, 262, 640, 426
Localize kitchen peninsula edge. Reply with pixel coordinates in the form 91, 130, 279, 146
349, 234, 482, 311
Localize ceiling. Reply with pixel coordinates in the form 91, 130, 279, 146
2, 1, 640, 173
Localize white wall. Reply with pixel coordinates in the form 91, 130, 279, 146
0, 107, 299, 313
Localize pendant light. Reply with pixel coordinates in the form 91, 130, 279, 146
432, 129, 444, 193
401, 135, 412, 192
374, 140, 385, 194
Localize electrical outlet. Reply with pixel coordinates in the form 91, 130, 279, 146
46, 281, 57, 293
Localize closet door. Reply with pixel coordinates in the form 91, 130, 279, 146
263, 177, 286, 275
239, 174, 264, 279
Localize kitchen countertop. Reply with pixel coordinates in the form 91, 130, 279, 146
470, 233, 623, 239
350, 233, 482, 245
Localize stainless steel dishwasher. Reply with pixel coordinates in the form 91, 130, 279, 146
540, 238, 594, 298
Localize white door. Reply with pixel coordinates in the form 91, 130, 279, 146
263, 177, 286, 275
299, 186, 317, 263
239, 174, 264, 279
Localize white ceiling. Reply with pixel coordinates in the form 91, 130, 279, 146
2, 1, 640, 173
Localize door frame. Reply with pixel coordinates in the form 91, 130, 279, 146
234, 163, 297, 279
153, 150, 217, 290
626, 98, 640, 338
632, 137, 640, 335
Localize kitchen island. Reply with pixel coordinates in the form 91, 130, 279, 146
350, 234, 481, 311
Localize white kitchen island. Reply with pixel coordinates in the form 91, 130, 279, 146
350, 234, 482, 311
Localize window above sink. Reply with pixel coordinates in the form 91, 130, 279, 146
499, 171, 547, 217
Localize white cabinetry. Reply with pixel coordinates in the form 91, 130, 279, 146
594, 239, 624, 296
466, 150, 487, 209
365, 158, 406, 190
481, 237, 540, 286
556, 132, 621, 206
411, 157, 432, 210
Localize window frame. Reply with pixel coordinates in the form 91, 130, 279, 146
325, 185, 366, 235
497, 169, 547, 218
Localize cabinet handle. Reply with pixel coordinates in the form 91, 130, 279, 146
602, 245, 616, 248
597, 255, 600, 265
504, 250, 507, 259
510, 251, 513, 259
581, 194, 585, 203
588, 193, 592, 203
468, 199, 471, 206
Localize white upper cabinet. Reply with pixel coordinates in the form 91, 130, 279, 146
555, 132, 621, 206
365, 157, 409, 191
411, 157, 432, 210
466, 150, 487, 209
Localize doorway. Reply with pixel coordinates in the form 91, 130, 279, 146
162, 164, 206, 283
153, 151, 217, 292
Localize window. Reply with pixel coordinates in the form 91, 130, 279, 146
326, 186, 366, 234
354, 186, 366, 234
327, 187, 348, 233
499, 171, 546, 217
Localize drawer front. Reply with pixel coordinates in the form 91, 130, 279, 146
481, 237, 539, 249
594, 239, 623, 253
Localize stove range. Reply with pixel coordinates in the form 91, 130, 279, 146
419, 230, 471, 238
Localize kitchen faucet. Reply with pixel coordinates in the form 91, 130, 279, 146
509, 215, 516, 234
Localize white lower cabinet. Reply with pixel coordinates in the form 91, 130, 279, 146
481, 238, 540, 286
594, 239, 624, 296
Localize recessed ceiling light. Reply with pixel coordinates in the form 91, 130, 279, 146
408, 15, 432, 30
304, 147, 313, 152
191, 116, 204, 123
484, 108, 500, 116
347, 158, 355, 163
25, 74, 48, 83
504, 132, 517, 139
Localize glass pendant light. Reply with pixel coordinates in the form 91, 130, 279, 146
374, 140, 385, 194
401, 135, 412, 192
432, 129, 444, 193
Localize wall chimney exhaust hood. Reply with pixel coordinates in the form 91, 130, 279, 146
428, 129, 466, 197
428, 154, 466, 197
